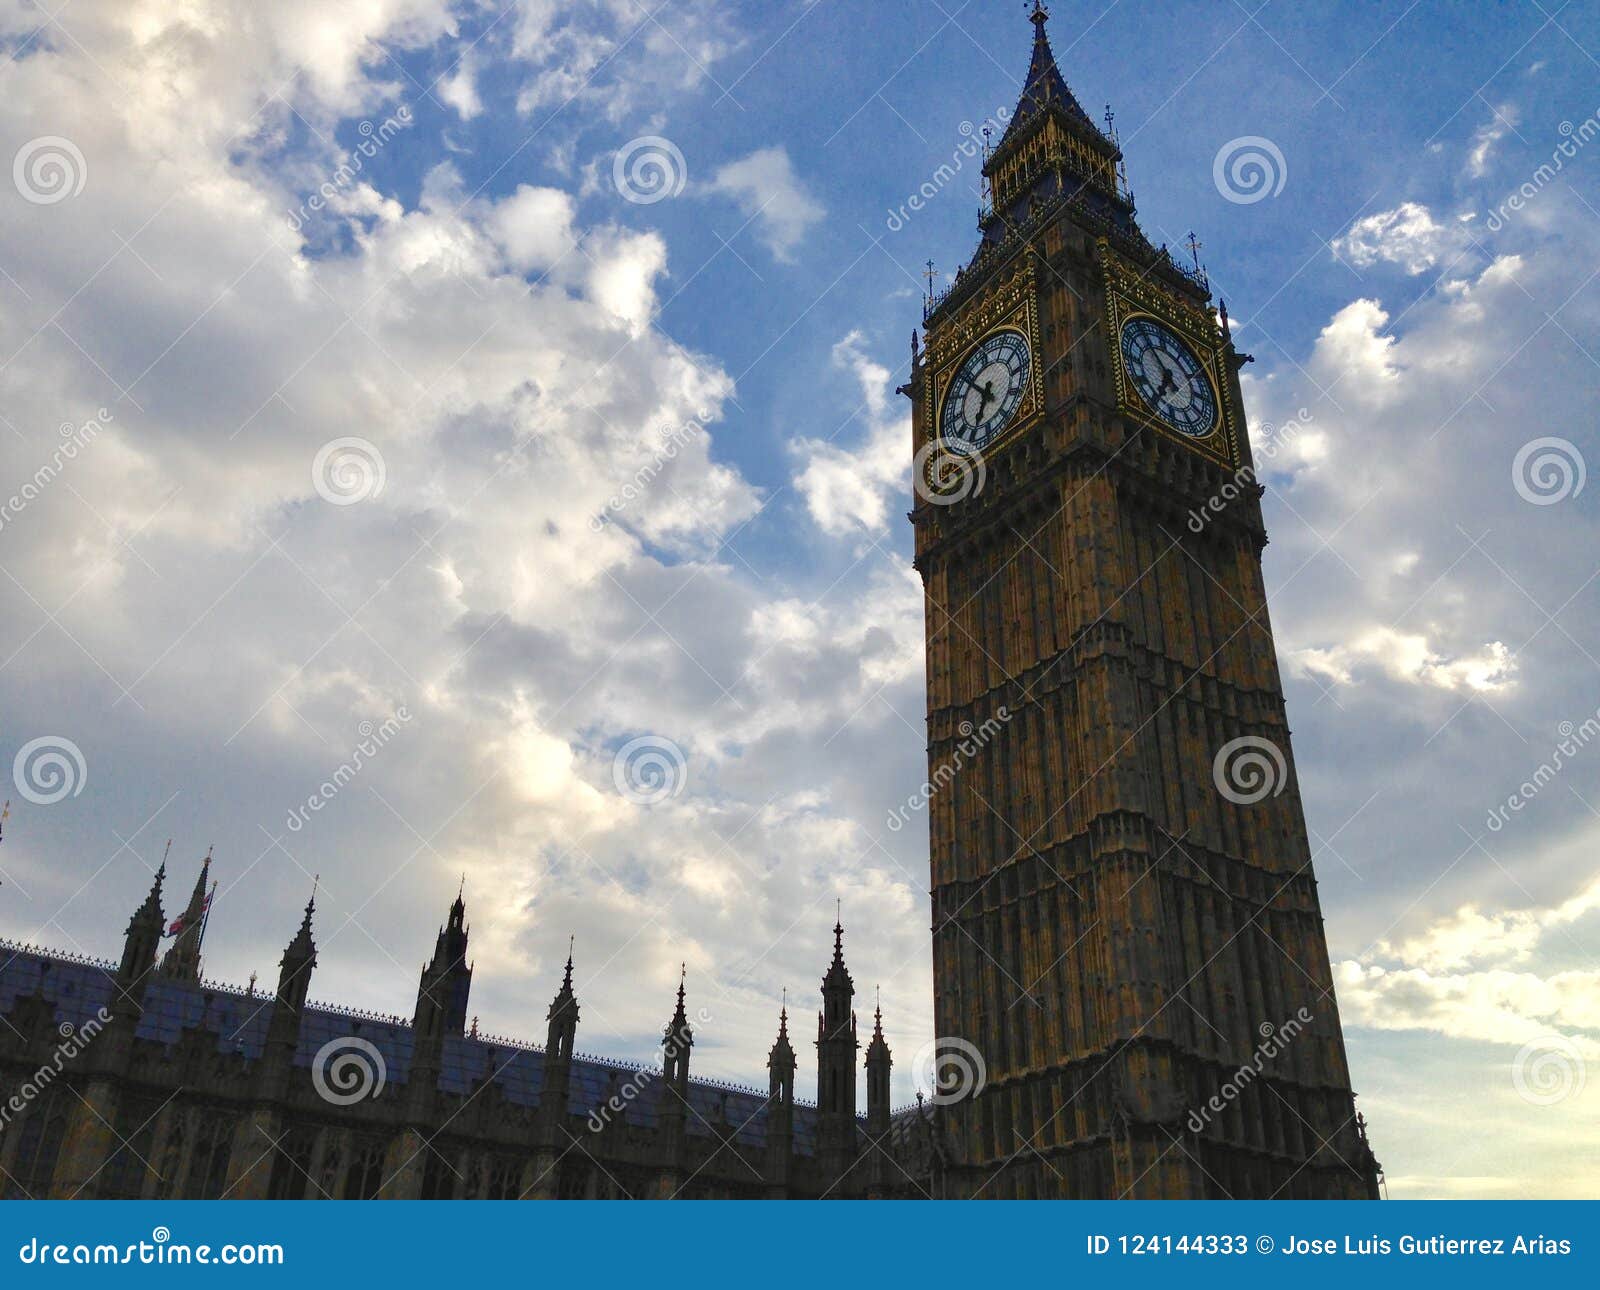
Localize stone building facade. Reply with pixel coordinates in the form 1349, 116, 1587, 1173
0, 868, 941, 1199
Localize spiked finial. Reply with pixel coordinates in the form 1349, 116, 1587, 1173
667, 962, 692, 1047
144, 857, 167, 905
547, 937, 579, 1030
282, 874, 318, 966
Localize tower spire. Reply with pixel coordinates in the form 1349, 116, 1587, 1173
980, 2, 1129, 229
670, 961, 689, 1028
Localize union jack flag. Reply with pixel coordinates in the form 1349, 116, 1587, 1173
165, 890, 212, 938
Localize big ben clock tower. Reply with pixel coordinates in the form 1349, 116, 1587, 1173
907, 4, 1381, 1200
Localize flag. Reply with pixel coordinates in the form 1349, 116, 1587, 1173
164, 890, 212, 938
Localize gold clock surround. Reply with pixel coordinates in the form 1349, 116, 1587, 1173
1100, 240, 1239, 468
924, 260, 1044, 460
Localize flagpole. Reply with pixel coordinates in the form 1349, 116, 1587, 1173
196, 879, 217, 962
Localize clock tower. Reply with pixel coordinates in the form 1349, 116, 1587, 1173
907, 4, 1380, 1200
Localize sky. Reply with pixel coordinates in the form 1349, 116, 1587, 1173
0, 0, 1597, 1199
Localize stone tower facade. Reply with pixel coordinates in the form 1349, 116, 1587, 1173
906, 3, 1380, 1199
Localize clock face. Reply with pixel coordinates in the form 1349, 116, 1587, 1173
940, 331, 1031, 455
1120, 317, 1217, 438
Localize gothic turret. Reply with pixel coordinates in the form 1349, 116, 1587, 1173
654, 966, 694, 1199
413, 885, 472, 1042
267, 886, 317, 1051
865, 995, 891, 1126
159, 848, 211, 982
815, 914, 859, 1188
113, 862, 165, 1023
764, 995, 797, 1197
529, 942, 580, 1199
863, 993, 893, 1198
545, 939, 579, 1060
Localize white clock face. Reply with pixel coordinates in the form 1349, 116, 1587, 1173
1120, 317, 1217, 438
940, 331, 1030, 455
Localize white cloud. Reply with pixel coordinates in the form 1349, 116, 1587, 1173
1332, 202, 1465, 274
509, 0, 740, 122
1310, 297, 1401, 394
1468, 104, 1518, 177
706, 145, 826, 261
487, 184, 578, 272
438, 49, 483, 120
1290, 628, 1514, 693
793, 332, 908, 534
0, 0, 931, 1095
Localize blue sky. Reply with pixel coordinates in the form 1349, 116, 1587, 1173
1, 0, 1598, 1199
